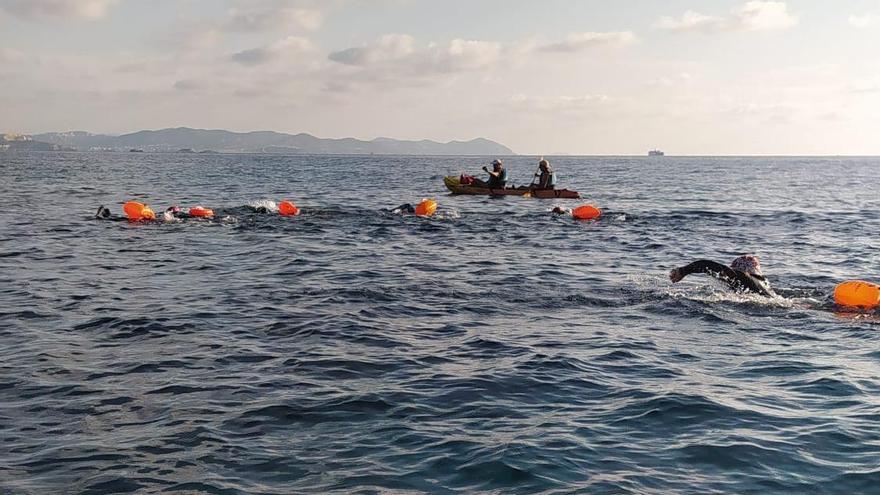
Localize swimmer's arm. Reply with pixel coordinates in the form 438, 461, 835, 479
670, 260, 739, 287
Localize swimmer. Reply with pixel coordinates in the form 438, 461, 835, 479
669, 254, 776, 297
245, 205, 270, 214
94, 205, 125, 221
95, 205, 111, 219
392, 203, 416, 214
552, 206, 569, 215
162, 205, 192, 221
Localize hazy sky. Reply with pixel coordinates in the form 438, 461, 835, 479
2, 0, 880, 154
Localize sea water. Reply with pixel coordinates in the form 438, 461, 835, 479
1, 152, 879, 494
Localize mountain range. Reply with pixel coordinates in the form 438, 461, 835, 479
26, 127, 514, 155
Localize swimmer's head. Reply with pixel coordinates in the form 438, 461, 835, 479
731, 255, 762, 276
552, 206, 567, 215
99, 207, 110, 218
255, 206, 268, 214
166, 205, 181, 213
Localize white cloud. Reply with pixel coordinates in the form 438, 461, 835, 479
737, 1, 798, 30
0, 0, 118, 21
324, 30, 638, 94
656, 1, 797, 33
848, 76, 880, 93
507, 94, 613, 117
230, 36, 315, 66
425, 39, 502, 73
849, 13, 877, 28
324, 35, 508, 94
647, 72, 695, 89
225, 6, 322, 32
539, 31, 636, 52
655, 11, 726, 32
329, 30, 634, 75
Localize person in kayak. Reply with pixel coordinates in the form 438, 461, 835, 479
669, 255, 776, 297
534, 159, 556, 190
471, 159, 508, 189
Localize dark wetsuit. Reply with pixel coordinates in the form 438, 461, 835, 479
168, 210, 194, 219
393, 203, 415, 214
473, 169, 509, 189
488, 168, 508, 189
95, 205, 125, 221
678, 260, 775, 297
537, 171, 556, 189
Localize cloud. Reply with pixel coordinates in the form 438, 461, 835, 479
848, 77, 880, 94
225, 6, 322, 32
325, 30, 637, 94
539, 31, 636, 52
328, 35, 502, 74
849, 13, 877, 28
230, 36, 314, 67
324, 35, 508, 94
426, 39, 503, 72
655, 11, 726, 32
508, 94, 612, 114
328, 34, 415, 66
173, 79, 201, 91
0, 0, 118, 21
646, 72, 695, 89
656, 1, 797, 33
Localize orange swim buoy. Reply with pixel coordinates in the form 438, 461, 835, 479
414, 199, 437, 217
572, 204, 601, 220
834, 280, 880, 309
189, 206, 214, 218
278, 200, 300, 216
123, 201, 154, 221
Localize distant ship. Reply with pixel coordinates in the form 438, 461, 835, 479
648, 149, 664, 156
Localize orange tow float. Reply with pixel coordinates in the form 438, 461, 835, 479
572, 204, 601, 220
123, 201, 156, 221
279, 201, 300, 216
414, 199, 438, 217
189, 206, 214, 218
834, 280, 880, 309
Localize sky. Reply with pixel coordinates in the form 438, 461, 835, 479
2, 0, 880, 154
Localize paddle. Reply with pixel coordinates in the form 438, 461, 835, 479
529, 160, 542, 187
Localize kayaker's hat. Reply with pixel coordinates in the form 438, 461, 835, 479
731, 255, 762, 276
491, 159, 502, 166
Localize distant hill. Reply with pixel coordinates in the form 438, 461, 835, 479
29, 127, 515, 155
0, 134, 65, 152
